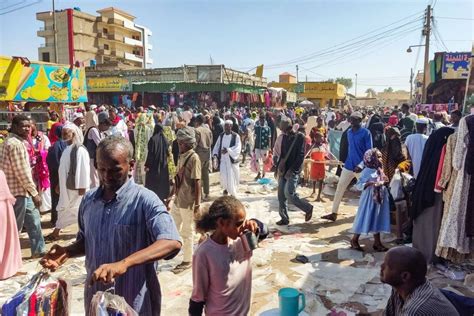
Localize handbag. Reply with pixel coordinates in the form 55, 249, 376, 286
275, 134, 299, 179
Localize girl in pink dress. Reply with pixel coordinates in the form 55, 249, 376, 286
0, 170, 22, 279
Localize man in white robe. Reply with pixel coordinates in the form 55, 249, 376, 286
46, 123, 90, 241
212, 120, 241, 196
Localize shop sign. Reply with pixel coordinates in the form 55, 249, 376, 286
442, 52, 471, 79
294, 83, 305, 93
0, 56, 88, 102
87, 77, 131, 92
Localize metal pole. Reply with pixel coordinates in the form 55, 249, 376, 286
410, 68, 414, 102
52, 0, 58, 63
422, 5, 431, 103
296, 65, 299, 83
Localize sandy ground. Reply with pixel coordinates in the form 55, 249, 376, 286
1, 164, 473, 315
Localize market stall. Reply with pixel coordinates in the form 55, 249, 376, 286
0, 55, 88, 132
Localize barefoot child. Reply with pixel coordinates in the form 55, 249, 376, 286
189, 196, 260, 316
308, 131, 327, 201
350, 148, 390, 252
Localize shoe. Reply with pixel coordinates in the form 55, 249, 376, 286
223, 190, 228, 196
373, 244, 389, 252
305, 206, 313, 222
31, 252, 47, 259
276, 219, 289, 226
321, 213, 337, 222
203, 194, 210, 202
172, 262, 191, 274
254, 173, 261, 180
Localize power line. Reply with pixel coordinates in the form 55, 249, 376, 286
265, 16, 424, 69
0, 0, 42, 15
0, 0, 27, 11
436, 16, 474, 21
233, 11, 425, 70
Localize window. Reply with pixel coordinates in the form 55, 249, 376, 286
103, 28, 108, 34
104, 44, 109, 50
42, 52, 50, 62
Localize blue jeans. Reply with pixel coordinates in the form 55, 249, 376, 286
278, 173, 313, 223
13, 196, 46, 256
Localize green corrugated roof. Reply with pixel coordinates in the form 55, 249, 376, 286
132, 82, 265, 94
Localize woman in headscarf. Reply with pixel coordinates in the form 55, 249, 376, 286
350, 148, 391, 252
381, 127, 409, 182
46, 124, 67, 225
134, 112, 154, 184
211, 114, 224, 149
144, 124, 171, 201
367, 113, 386, 150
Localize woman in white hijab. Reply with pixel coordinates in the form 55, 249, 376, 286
45, 123, 90, 241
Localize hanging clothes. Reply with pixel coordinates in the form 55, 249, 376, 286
436, 116, 474, 260
411, 127, 454, 264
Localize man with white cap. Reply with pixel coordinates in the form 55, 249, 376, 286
84, 112, 112, 188
405, 118, 429, 179
46, 122, 90, 241
71, 112, 85, 143
212, 120, 242, 196
322, 111, 372, 222
84, 104, 98, 131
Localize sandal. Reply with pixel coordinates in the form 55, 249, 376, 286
350, 240, 364, 252
44, 234, 60, 243
373, 244, 389, 252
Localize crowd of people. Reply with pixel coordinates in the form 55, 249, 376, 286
0, 100, 472, 315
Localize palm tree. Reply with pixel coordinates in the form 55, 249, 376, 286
365, 88, 376, 98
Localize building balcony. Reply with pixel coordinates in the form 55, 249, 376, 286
147, 43, 153, 50
124, 52, 143, 63
98, 48, 111, 55
147, 58, 154, 64
107, 18, 124, 27
111, 50, 125, 58
96, 16, 108, 23
124, 37, 143, 47
37, 26, 54, 37
39, 43, 55, 48
107, 34, 124, 42
36, 11, 53, 21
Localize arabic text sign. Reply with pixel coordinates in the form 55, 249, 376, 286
87, 77, 131, 92
442, 52, 471, 79
0, 56, 88, 102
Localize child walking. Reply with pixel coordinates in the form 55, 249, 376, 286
308, 131, 328, 201
189, 196, 259, 316
350, 148, 390, 252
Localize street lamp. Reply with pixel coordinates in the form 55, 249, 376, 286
406, 44, 425, 53
407, 44, 428, 103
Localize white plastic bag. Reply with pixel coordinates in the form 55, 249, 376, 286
90, 290, 138, 316
389, 170, 404, 201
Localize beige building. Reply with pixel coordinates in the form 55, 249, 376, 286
37, 7, 153, 69
279, 72, 297, 84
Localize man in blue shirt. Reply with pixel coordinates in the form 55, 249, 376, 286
322, 111, 372, 222
41, 135, 182, 315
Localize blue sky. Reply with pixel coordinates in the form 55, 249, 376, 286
0, 0, 472, 93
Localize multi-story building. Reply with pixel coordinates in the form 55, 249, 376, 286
36, 7, 153, 69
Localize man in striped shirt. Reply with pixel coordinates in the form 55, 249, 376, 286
41, 135, 182, 315
382, 246, 459, 316
0, 114, 45, 257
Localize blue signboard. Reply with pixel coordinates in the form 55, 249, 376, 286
442, 52, 471, 79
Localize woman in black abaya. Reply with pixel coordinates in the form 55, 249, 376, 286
145, 124, 170, 201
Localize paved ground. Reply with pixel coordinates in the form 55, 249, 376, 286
1, 165, 473, 315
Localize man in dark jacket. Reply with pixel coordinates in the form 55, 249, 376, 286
276, 122, 313, 225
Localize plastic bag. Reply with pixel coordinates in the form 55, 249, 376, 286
250, 152, 259, 173
90, 291, 138, 316
389, 170, 404, 201
263, 151, 273, 173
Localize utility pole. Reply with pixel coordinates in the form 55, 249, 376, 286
52, 0, 58, 63
296, 65, 299, 83
422, 4, 431, 103
305, 75, 308, 82
410, 68, 414, 102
